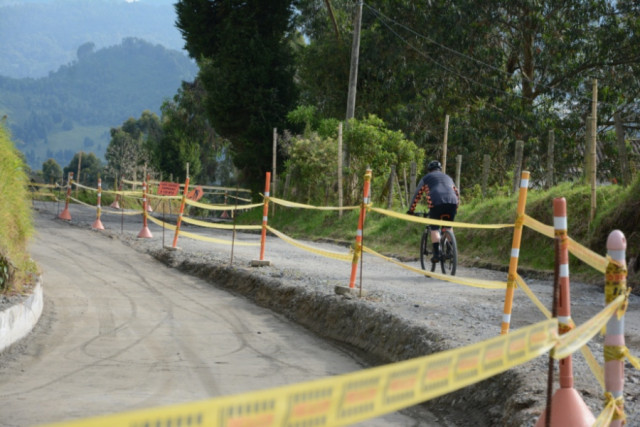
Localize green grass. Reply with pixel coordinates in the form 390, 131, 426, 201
236, 178, 640, 287
0, 125, 37, 293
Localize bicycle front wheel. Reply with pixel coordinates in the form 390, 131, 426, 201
439, 229, 458, 275
420, 229, 436, 272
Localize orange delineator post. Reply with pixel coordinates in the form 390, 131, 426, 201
92, 178, 105, 230
137, 180, 152, 238
146, 175, 154, 213
110, 179, 122, 209
501, 170, 530, 334
172, 176, 190, 249
259, 172, 271, 261
604, 230, 628, 427
349, 169, 372, 289
535, 197, 594, 426
58, 172, 74, 221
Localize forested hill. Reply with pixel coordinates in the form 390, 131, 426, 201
0, 0, 182, 79
0, 38, 198, 169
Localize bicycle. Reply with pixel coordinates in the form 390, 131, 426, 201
417, 212, 458, 275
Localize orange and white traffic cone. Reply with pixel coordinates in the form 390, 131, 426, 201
137, 181, 152, 238
92, 178, 105, 230
58, 172, 73, 221
535, 198, 594, 426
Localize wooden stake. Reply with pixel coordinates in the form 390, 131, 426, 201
442, 114, 449, 173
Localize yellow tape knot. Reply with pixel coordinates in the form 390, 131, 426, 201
604, 392, 626, 422
605, 345, 640, 370
351, 243, 362, 264
558, 322, 574, 335
514, 214, 525, 228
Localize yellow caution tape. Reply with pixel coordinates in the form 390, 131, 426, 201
71, 182, 97, 192
228, 194, 252, 203
593, 392, 626, 427
69, 196, 97, 208
568, 238, 608, 273
103, 189, 143, 197
30, 192, 58, 199
266, 226, 353, 262
178, 229, 260, 246
131, 179, 251, 193
593, 398, 618, 427
269, 197, 360, 211
41, 318, 558, 427
515, 275, 552, 319
148, 193, 183, 200
28, 183, 58, 188
122, 178, 142, 186
181, 216, 263, 231
605, 345, 640, 369
523, 215, 608, 273
370, 207, 514, 229
185, 198, 263, 211
554, 295, 625, 360
514, 276, 606, 387
146, 214, 177, 231
523, 215, 554, 238
362, 246, 507, 290
101, 208, 143, 216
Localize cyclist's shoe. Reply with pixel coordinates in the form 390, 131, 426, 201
431, 255, 440, 263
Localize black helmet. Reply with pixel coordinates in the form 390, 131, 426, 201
427, 160, 442, 172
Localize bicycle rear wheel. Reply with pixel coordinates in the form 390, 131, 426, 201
439, 229, 457, 275
420, 229, 436, 272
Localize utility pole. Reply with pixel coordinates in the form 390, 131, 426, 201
345, 0, 363, 123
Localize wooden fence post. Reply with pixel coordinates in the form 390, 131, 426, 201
442, 114, 449, 173
482, 154, 490, 198
589, 79, 598, 222
386, 165, 395, 209
271, 128, 277, 215
338, 122, 344, 217
614, 111, 630, 186
409, 161, 417, 201
584, 115, 593, 184
513, 140, 524, 194
455, 155, 462, 193
546, 130, 555, 189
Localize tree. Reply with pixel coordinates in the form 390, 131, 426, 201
295, 0, 640, 188
63, 152, 102, 187
41, 158, 62, 185
175, 0, 299, 189
153, 79, 220, 183
104, 111, 162, 183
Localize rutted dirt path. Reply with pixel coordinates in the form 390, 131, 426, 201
0, 209, 437, 427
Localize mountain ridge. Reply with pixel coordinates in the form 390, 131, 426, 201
0, 37, 198, 170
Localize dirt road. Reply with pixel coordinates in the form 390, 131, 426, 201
6, 201, 640, 426
0, 208, 436, 427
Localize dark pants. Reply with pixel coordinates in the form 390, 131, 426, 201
428, 203, 458, 231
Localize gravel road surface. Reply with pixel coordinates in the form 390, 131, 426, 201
4, 200, 640, 426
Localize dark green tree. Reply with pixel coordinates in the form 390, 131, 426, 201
153, 79, 219, 183
295, 0, 640, 188
63, 152, 102, 187
41, 158, 62, 185
104, 112, 160, 183
175, 0, 299, 189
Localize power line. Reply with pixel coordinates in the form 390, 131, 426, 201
362, 3, 530, 103
363, 2, 623, 112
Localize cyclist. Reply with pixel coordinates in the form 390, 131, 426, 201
407, 160, 460, 263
